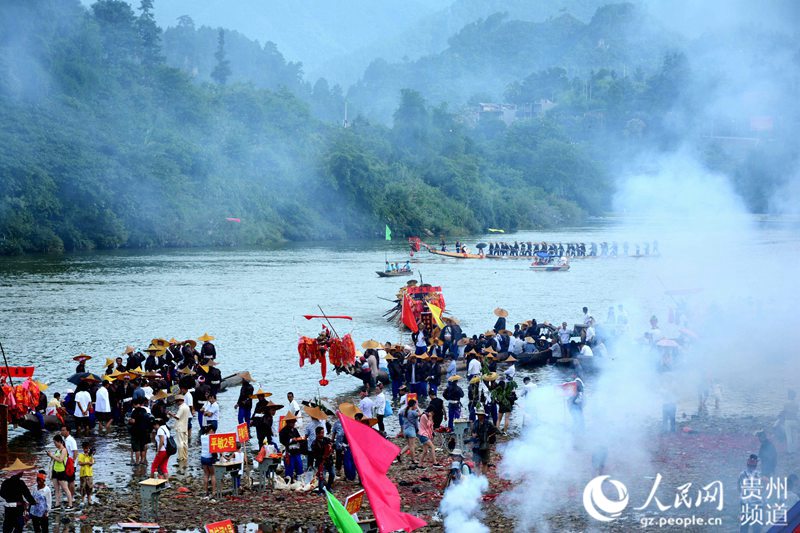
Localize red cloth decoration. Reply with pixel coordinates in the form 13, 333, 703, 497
401, 295, 419, 333
338, 413, 427, 533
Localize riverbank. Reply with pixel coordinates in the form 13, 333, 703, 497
44, 411, 796, 532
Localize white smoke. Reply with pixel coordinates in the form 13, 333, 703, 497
440, 474, 490, 533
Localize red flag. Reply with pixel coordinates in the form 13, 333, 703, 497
401, 296, 418, 333
338, 413, 426, 533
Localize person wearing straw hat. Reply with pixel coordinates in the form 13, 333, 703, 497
470, 404, 496, 474
198, 333, 216, 360
168, 395, 192, 463
278, 412, 304, 481
493, 308, 508, 333
1, 458, 37, 530
234, 371, 255, 426
73, 354, 91, 374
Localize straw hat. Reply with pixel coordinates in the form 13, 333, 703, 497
174, 394, 185, 401
151, 338, 169, 347
265, 401, 284, 410
3, 458, 35, 472
475, 404, 486, 416
469, 376, 481, 384
524, 336, 535, 343
498, 329, 513, 336
482, 373, 499, 382
102, 375, 115, 383
504, 355, 518, 363
151, 390, 169, 401
361, 339, 381, 350
362, 418, 379, 427
486, 354, 496, 360
198, 333, 215, 342
384, 353, 396, 361
238, 371, 254, 382
32, 380, 48, 391
416, 354, 429, 360
123, 346, 135, 355
493, 307, 509, 318
450, 448, 464, 457
338, 402, 362, 419
73, 354, 92, 362
144, 344, 161, 353
104, 358, 115, 368
483, 346, 497, 354
169, 338, 179, 345
406, 280, 418, 286
539, 335, 549, 341
249, 389, 272, 399
81, 375, 100, 383
304, 405, 328, 421
443, 316, 460, 325
447, 375, 462, 382
178, 366, 195, 375
483, 330, 496, 337
183, 339, 198, 349
142, 371, 161, 379
130, 367, 144, 375
198, 365, 210, 374
283, 411, 298, 422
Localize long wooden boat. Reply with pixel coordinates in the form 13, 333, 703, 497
376, 269, 413, 278
428, 249, 484, 259
514, 350, 552, 367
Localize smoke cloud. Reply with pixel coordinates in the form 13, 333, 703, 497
440, 474, 490, 533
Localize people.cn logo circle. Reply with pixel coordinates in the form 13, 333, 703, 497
583, 475, 630, 522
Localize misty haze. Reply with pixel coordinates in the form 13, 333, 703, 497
0, 1, 798, 532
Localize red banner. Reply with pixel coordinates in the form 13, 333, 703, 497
236, 422, 249, 443
205, 519, 234, 533
0, 367, 34, 379
208, 433, 237, 453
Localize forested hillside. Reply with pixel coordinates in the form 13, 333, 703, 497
0, 0, 600, 255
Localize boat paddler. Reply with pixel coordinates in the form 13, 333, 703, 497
198, 332, 216, 360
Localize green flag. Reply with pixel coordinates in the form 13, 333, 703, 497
385, 224, 392, 241
325, 489, 361, 533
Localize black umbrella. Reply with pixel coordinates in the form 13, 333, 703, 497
476, 242, 487, 249
67, 372, 102, 385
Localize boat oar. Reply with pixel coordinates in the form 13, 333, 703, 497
317, 306, 340, 339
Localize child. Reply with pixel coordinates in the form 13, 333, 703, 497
78, 441, 95, 507
223, 442, 245, 491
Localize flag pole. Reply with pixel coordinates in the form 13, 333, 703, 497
0, 341, 14, 386
317, 306, 340, 338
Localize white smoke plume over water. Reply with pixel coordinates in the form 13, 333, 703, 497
440, 474, 490, 533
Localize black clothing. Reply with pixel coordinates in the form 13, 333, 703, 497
237, 381, 254, 412
201, 341, 216, 359
279, 425, 302, 454
759, 440, 778, 476
428, 397, 445, 428
207, 367, 222, 397
493, 317, 506, 333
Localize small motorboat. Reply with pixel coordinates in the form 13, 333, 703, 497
530, 263, 570, 271
376, 269, 413, 278
530, 254, 570, 271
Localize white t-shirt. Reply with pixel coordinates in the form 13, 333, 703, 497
95, 387, 111, 413
64, 435, 78, 459
558, 327, 571, 344
142, 386, 153, 400
585, 326, 596, 343
579, 345, 594, 358
204, 401, 220, 422
183, 390, 194, 412
359, 397, 374, 418
200, 434, 212, 458
373, 392, 386, 416
467, 358, 481, 376
156, 426, 170, 452
74, 391, 92, 418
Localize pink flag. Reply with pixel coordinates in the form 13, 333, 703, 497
338, 413, 426, 533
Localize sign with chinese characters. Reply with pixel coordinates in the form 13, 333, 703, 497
740, 475, 789, 528
345, 489, 365, 515
205, 520, 234, 533
0, 366, 35, 379
236, 422, 249, 443
208, 433, 237, 454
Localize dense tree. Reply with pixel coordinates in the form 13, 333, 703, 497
211, 28, 231, 85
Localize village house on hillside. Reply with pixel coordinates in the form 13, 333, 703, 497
462, 99, 558, 128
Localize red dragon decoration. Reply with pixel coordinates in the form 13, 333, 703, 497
297, 322, 356, 386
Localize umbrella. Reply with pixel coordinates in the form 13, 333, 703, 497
656, 339, 680, 348
535, 251, 551, 258
476, 242, 487, 249
67, 372, 103, 385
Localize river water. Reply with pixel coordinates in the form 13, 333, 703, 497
0, 217, 797, 488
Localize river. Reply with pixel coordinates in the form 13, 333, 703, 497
0, 217, 797, 489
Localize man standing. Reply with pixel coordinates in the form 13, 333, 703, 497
470, 406, 496, 475
278, 413, 304, 481
558, 322, 572, 356
756, 430, 777, 477
169, 395, 191, 463
203, 394, 220, 431
60, 426, 78, 500
234, 372, 254, 425
358, 388, 374, 419
74, 383, 93, 436
151, 418, 171, 481
0, 460, 37, 533
582, 307, 591, 326
29, 470, 51, 533
95, 380, 112, 433
443, 375, 464, 431
373, 383, 387, 434
467, 353, 481, 381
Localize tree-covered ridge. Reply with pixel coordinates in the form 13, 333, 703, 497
0, 0, 600, 255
